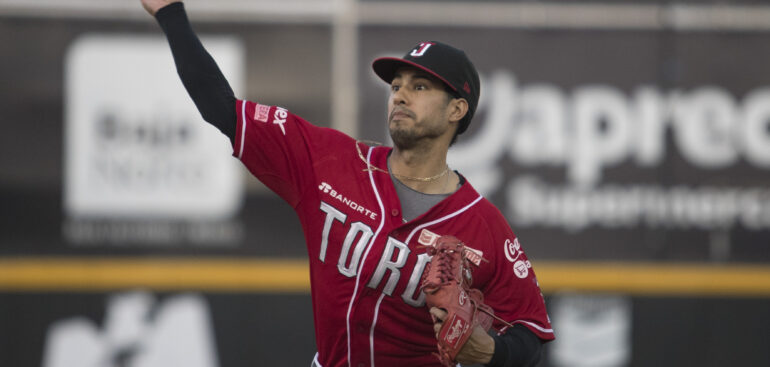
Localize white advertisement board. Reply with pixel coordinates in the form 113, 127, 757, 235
65, 35, 244, 220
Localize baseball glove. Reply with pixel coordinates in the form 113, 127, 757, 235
421, 235, 494, 367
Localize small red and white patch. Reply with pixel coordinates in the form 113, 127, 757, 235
254, 104, 270, 123
458, 290, 467, 306
463, 247, 484, 266
419, 230, 484, 265
418, 229, 440, 247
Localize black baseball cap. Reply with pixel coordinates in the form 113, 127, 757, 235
372, 41, 480, 135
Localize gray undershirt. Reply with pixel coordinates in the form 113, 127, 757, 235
388, 160, 457, 222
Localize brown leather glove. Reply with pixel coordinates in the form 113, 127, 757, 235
421, 235, 494, 367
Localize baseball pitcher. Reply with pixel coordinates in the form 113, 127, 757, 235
140, 1, 554, 366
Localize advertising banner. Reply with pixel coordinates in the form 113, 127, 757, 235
358, 26, 770, 263
64, 35, 244, 221
0, 291, 316, 367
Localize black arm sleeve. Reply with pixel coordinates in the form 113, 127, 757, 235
486, 325, 544, 367
155, 2, 237, 144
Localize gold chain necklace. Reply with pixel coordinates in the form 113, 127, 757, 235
355, 140, 450, 182
391, 166, 449, 182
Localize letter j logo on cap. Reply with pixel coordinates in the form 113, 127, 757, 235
410, 42, 435, 57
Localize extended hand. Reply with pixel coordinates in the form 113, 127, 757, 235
141, 0, 181, 16
430, 307, 495, 365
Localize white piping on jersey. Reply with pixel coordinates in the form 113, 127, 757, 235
514, 320, 554, 334
370, 293, 387, 367
365, 184, 484, 365
312, 352, 323, 367
238, 101, 247, 159
345, 146, 386, 367
404, 195, 484, 243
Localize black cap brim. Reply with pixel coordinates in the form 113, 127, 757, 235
372, 57, 459, 93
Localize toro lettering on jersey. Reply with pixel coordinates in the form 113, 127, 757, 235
318, 200, 431, 307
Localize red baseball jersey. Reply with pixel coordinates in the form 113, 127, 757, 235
233, 99, 554, 367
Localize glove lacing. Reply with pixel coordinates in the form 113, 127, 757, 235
422, 245, 462, 294
422, 243, 515, 328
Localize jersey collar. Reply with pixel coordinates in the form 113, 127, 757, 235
366, 145, 483, 227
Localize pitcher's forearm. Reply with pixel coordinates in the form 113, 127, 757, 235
155, 2, 237, 143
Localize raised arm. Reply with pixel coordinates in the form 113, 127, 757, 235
141, 0, 237, 144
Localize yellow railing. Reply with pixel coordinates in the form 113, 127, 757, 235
1, 257, 769, 297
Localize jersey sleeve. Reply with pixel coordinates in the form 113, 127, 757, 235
478, 214, 555, 342
232, 99, 336, 207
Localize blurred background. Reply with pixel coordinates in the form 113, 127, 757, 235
1, 0, 769, 366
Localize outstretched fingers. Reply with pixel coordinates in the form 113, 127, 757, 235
429, 307, 448, 336
140, 0, 181, 16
